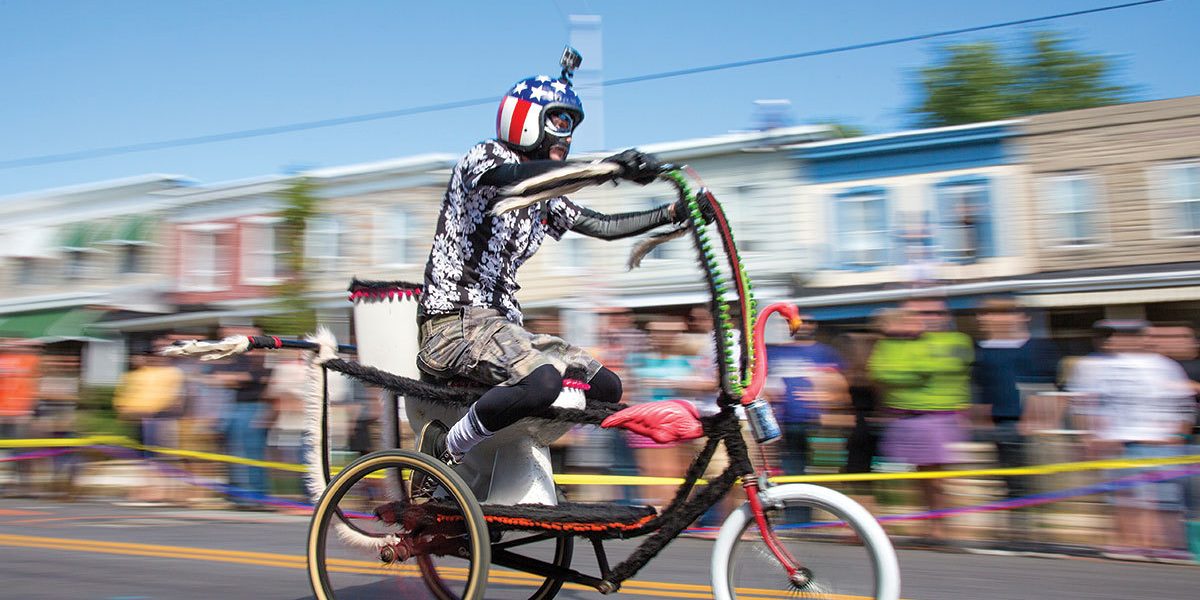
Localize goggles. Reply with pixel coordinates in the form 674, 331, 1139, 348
544, 109, 577, 137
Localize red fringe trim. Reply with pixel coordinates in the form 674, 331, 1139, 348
562, 379, 590, 391
348, 288, 422, 302
436, 512, 655, 533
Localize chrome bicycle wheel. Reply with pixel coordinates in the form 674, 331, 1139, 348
711, 484, 900, 600
307, 450, 490, 600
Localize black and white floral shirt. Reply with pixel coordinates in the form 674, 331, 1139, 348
420, 140, 581, 324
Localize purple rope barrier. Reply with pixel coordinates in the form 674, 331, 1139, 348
0, 448, 79, 462
684, 464, 1200, 533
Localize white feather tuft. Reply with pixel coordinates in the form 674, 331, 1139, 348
335, 523, 387, 550
301, 336, 382, 549
302, 348, 330, 503
161, 336, 250, 361
306, 327, 340, 365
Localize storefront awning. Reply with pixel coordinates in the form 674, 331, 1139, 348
0, 308, 108, 343
106, 216, 153, 245
60, 222, 113, 251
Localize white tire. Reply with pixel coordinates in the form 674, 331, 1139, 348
711, 484, 900, 600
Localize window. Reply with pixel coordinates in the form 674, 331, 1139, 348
1044, 173, 1102, 246
241, 217, 283, 284
120, 245, 145, 275
834, 187, 890, 268
60, 222, 103, 280
560, 232, 586, 271
307, 214, 350, 274
725, 185, 776, 254
935, 177, 994, 263
374, 207, 416, 266
180, 224, 230, 291
64, 249, 89, 281
306, 215, 349, 275
110, 215, 154, 275
4, 228, 55, 285
14, 257, 38, 286
1159, 162, 1200, 237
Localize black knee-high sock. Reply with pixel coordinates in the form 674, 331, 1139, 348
470, 364, 563, 432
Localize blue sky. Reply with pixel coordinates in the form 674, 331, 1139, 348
0, 0, 1195, 196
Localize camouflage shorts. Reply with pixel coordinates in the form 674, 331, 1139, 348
416, 307, 602, 386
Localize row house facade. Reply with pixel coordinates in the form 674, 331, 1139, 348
0, 174, 191, 313
91, 155, 458, 342
1017, 96, 1200, 346
785, 96, 1200, 350
0, 175, 193, 383
786, 120, 1033, 321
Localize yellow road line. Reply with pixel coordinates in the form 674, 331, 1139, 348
0, 533, 875, 599
0, 534, 302, 570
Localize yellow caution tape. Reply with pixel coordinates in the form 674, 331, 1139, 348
132, 443, 310, 474
553, 474, 699, 486
0, 436, 307, 473
3, 437, 1198, 486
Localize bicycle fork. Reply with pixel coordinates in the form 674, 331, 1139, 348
742, 477, 814, 590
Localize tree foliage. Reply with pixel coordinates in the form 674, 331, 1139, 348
257, 178, 318, 336
912, 32, 1130, 127
814, 120, 866, 139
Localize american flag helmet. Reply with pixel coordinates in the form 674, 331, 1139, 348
496, 75, 585, 153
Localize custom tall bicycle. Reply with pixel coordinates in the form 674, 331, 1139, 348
170, 164, 899, 599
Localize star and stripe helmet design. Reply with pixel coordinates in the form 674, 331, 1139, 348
496, 75, 585, 155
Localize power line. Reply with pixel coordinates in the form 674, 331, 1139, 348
601, 0, 1166, 86
0, 0, 1166, 171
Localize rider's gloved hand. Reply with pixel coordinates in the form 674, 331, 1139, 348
603, 148, 663, 186
672, 187, 718, 225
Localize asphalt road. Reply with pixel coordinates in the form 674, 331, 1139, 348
1, 499, 1198, 600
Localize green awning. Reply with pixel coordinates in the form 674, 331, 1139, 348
60, 222, 113, 251
0, 310, 66, 338
0, 309, 107, 342
114, 216, 153, 244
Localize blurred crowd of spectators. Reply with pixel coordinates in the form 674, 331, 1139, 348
0, 325, 374, 511
579, 298, 1198, 558
2, 298, 1198, 558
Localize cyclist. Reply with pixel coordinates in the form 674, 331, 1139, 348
414, 51, 713, 491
